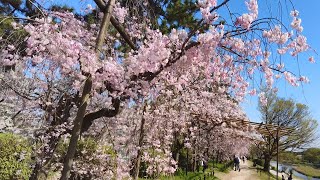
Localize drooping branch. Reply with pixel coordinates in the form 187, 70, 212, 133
11, 110, 22, 120
180, 0, 231, 50
110, 17, 137, 50
133, 103, 147, 180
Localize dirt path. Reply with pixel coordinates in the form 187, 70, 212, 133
215, 161, 267, 180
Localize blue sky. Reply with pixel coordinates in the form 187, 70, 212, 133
240, 0, 320, 130
50, 0, 320, 146
231, 0, 320, 146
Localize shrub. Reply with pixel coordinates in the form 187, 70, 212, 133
253, 159, 264, 167
0, 133, 33, 180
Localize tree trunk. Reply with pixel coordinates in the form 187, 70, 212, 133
263, 154, 271, 172
60, 77, 92, 180
60, 0, 115, 178
133, 105, 146, 180
29, 163, 41, 180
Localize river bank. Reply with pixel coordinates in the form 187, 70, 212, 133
270, 161, 320, 180
293, 165, 320, 179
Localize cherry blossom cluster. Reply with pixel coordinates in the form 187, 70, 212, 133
113, 2, 128, 24
235, 0, 258, 30
290, 10, 303, 32
198, 0, 218, 23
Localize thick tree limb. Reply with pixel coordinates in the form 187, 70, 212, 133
93, 0, 106, 9
61, 0, 116, 178
81, 98, 120, 133
94, 0, 137, 50
110, 17, 137, 50
60, 76, 93, 180
96, 0, 116, 52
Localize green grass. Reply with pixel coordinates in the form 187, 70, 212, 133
293, 164, 320, 178
159, 172, 217, 180
258, 171, 276, 180
212, 162, 232, 173
138, 161, 233, 179
255, 168, 276, 180
138, 171, 217, 180
247, 161, 276, 180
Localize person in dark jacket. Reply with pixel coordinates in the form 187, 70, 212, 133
233, 155, 240, 171
241, 156, 245, 163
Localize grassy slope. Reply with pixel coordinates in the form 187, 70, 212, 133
293, 164, 320, 178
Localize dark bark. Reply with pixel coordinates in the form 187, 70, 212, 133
263, 154, 271, 172
93, 0, 137, 50
81, 98, 120, 133
96, 0, 116, 52
133, 105, 146, 180
60, 77, 93, 180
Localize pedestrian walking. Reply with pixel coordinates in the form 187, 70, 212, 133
203, 159, 208, 173
233, 155, 240, 171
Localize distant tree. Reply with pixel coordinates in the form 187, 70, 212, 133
278, 151, 301, 164
0, 0, 39, 17
0, 0, 23, 15
118, 0, 199, 34
250, 143, 264, 160
302, 148, 320, 165
258, 92, 318, 171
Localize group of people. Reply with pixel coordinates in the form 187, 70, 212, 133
233, 155, 246, 172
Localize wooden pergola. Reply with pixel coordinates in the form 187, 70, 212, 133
189, 114, 297, 179
214, 118, 297, 180
229, 119, 297, 180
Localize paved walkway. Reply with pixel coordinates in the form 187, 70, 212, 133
215, 161, 268, 180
